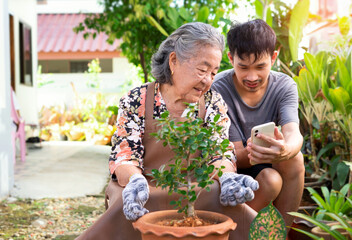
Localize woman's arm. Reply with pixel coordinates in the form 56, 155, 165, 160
109, 86, 147, 186
206, 90, 237, 179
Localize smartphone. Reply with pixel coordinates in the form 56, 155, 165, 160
251, 122, 275, 148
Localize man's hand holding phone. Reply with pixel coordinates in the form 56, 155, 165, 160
247, 122, 290, 165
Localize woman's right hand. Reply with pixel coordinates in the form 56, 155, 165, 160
122, 173, 149, 221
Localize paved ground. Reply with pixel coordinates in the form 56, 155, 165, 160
11, 141, 111, 199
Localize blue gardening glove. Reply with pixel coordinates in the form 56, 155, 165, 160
219, 172, 259, 207
122, 173, 149, 221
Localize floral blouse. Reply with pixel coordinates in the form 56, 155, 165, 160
109, 82, 236, 179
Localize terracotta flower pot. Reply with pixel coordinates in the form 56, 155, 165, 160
132, 210, 237, 240
311, 221, 352, 240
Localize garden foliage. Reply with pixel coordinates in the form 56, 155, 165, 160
150, 104, 230, 217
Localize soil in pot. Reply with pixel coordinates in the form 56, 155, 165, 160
156, 216, 213, 227
133, 210, 237, 240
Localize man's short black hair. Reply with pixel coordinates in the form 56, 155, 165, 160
227, 19, 276, 62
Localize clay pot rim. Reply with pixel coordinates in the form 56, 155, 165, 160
132, 209, 237, 238
311, 221, 352, 236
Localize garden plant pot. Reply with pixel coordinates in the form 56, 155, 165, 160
311, 221, 352, 240
290, 206, 318, 240
132, 210, 237, 240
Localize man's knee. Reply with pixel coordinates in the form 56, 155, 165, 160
275, 152, 305, 180
256, 168, 282, 195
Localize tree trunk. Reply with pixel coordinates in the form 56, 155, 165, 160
139, 52, 148, 83
309, 124, 319, 175
187, 156, 195, 217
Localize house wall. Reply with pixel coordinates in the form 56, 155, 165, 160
9, 0, 38, 125
37, 57, 135, 109
303, 0, 352, 53
0, 0, 14, 200
37, 0, 104, 14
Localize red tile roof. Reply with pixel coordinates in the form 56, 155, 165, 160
37, 13, 121, 53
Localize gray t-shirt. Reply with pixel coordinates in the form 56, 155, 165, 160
212, 69, 299, 143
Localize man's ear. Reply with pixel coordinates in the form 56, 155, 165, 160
271, 51, 278, 66
227, 52, 234, 66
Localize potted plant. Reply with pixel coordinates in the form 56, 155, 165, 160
132, 104, 237, 239
289, 211, 352, 240
289, 183, 352, 239
307, 184, 352, 221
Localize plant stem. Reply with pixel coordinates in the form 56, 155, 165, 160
309, 123, 319, 175
186, 150, 195, 217
195, 158, 224, 201
277, 59, 296, 78
349, 143, 352, 197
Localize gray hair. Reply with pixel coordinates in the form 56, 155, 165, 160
151, 22, 225, 84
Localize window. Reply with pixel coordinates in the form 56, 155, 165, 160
36, 0, 47, 4
70, 61, 89, 73
19, 21, 33, 86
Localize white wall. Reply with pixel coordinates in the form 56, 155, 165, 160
36, 0, 103, 14
0, 0, 14, 200
37, 57, 134, 108
9, 0, 38, 125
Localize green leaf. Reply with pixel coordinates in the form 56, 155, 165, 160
213, 114, 221, 123
161, 111, 169, 118
329, 87, 351, 114
266, 7, 273, 27
337, 163, 350, 187
212, 8, 225, 28
316, 142, 344, 162
166, 7, 181, 29
249, 202, 287, 239
207, 165, 215, 174
304, 52, 318, 77
198, 181, 206, 188
221, 139, 230, 148
254, 0, 264, 19
336, 56, 351, 90
146, 15, 169, 37
178, 7, 192, 22
195, 168, 204, 175
196, 6, 210, 22
179, 190, 186, 195
290, 227, 324, 239
289, 0, 310, 62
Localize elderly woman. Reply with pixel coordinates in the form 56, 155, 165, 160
77, 22, 258, 240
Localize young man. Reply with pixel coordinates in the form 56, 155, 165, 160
212, 19, 305, 229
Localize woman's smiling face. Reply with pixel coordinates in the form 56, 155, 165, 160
169, 45, 222, 103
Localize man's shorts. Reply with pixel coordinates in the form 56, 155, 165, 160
237, 163, 272, 179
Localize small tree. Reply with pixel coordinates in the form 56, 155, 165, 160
150, 104, 230, 217
73, 0, 237, 83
